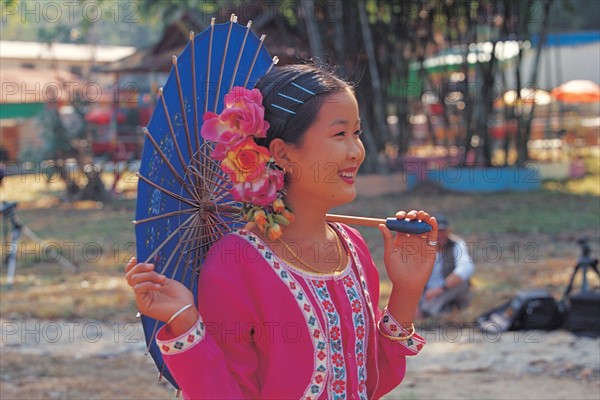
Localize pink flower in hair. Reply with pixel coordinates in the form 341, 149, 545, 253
230, 166, 284, 207
200, 87, 269, 156
200, 86, 292, 241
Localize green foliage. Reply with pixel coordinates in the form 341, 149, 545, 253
0, 0, 160, 46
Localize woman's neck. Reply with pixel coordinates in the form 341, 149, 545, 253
280, 198, 330, 244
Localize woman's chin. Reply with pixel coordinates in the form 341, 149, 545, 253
333, 189, 357, 208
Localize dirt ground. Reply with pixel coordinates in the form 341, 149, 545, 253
1, 236, 598, 400
1, 182, 599, 399
1, 317, 598, 399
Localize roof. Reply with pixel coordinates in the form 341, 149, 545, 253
101, 10, 310, 74
0, 68, 84, 104
0, 41, 136, 63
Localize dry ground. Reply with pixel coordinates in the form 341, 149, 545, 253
1, 169, 599, 399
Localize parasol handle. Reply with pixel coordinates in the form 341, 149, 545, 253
326, 214, 432, 235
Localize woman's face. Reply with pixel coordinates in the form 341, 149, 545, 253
284, 88, 365, 211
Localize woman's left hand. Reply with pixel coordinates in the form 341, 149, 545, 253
378, 210, 438, 296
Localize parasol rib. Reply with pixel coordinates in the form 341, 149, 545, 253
187, 163, 232, 197
213, 15, 236, 112
142, 127, 198, 200
228, 20, 252, 92
172, 56, 197, 167
133, 208, 196, 225
159, 90, 189, 172
243, 34, 266, 87
266, 56, 279, 75
142, 213, 197, 266
137, 174, 197, 208
205, 18, 215, 113
189, 31, 201, 163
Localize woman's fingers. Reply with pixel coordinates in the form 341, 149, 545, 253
125, 257, 137, 273
129, 271, 165, 287
391, 210, 438, 243
132, 280, 164, 293
125, 262, 162, 287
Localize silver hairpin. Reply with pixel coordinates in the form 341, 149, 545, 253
277, 92, 304, 104
291, 82, 315, 95
271, 103, 296, 115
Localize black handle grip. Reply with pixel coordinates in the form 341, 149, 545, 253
385, 218, 432, 234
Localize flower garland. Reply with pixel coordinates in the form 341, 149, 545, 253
200, 86, 294, 240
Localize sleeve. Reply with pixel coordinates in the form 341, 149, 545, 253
154, 246, 260, 399
371, 302, 426, 398
452, 239, 475, 281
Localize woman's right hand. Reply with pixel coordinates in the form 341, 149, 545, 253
125, 257, 196, 326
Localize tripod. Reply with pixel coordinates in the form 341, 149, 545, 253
562, 238, 600, 336
2, 201, 78, 287
1, 202, 22, 286
563, 238, 600, 298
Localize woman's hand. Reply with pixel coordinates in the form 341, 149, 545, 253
125, 258, 197, 329
378, 210, 438, 297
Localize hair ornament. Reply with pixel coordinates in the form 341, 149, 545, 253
200, 86, 294, 240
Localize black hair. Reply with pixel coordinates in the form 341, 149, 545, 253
254, 64, 353, 147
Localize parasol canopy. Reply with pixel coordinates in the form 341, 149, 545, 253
134, 16, 276, 388
551, 80, 600, 103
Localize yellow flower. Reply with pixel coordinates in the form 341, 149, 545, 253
272, 198, 285, 213
282, 209, 295, 223
268, 223, 282, 241
254, 209, 267, 231
221, 138, 271, 184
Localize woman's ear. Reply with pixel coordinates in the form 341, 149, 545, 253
269, 138, 293, 166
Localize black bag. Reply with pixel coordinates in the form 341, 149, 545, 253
565, 291, 600, 336
476, 289, 564, 333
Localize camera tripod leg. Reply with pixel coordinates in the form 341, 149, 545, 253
6, 226, 21, 286
20, 226, 79, 273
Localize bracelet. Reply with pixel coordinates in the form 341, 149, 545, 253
377, 320, 416, 341
166, 303, 195, 326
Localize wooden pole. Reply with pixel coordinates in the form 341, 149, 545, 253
326, 213, 385, 228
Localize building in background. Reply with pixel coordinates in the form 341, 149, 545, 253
0, 40, 136, 162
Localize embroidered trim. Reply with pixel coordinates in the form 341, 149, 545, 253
309, 278, 346, 399
235, 230, 328, 399
157, 318, 205, 355
334, 223, 378, 391
380, 308, 425, 353
341, 273, 369, 400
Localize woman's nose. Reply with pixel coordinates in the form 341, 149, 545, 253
347, 137, 365, 160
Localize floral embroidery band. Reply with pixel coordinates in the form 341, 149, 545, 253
379, 308, 425, 353
158, 317, 206, 355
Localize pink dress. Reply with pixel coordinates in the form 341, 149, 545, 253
156, 223, 425, 399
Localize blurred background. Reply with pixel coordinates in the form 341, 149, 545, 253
1, 1, 598, 399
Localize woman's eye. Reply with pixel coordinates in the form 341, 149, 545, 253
335, 131, 345, 137
354, 129, 363, 136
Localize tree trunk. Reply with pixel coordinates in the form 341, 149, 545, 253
357, 0, 387, 172
518, 0, 555, 165
300, 0, 324, 61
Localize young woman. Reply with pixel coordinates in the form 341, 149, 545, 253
126, 64, 438, 399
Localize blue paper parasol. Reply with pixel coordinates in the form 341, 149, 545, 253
134, 15, 277, 389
